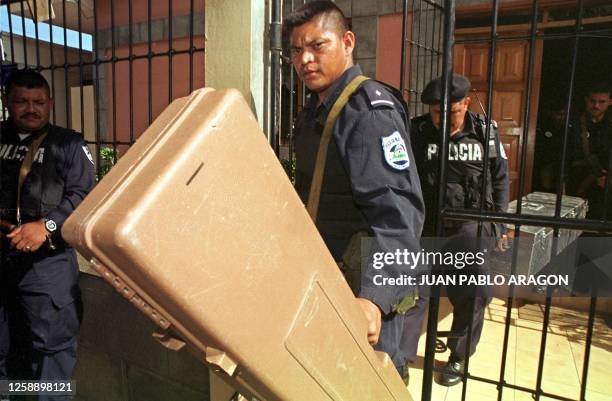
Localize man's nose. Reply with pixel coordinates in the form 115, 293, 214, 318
300, 49, 314, 65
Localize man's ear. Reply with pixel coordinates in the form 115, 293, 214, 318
342, 30, 356, 55
464, 96, 472, 109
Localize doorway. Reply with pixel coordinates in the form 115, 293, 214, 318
533, 32, 612, 193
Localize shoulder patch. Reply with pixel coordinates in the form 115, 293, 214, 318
382, 131, 410, 170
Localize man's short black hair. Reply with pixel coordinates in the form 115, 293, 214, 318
4, 68, 51, 96
282, 1, 349, 46
585, 80, 611, 97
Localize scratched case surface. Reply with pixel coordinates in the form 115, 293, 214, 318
62, 88, 413, 401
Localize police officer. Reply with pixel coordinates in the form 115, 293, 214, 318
570, 82, 612, 219
410, 74, 509, 386
533, 99, 571, 192
284, 1, 427, 379
0, 69, 95, 398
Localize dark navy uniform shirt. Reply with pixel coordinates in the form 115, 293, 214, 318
411, 110, 509, 234
0, 119, 95, 248
294, 65, 425, 314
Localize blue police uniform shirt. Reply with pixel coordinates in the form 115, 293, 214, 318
294, 65, 425, 314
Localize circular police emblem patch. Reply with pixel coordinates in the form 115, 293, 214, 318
382, 131, 410, 170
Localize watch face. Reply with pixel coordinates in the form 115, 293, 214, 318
45, 219, 57, 232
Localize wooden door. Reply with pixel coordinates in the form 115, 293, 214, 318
454, 33, 543, 201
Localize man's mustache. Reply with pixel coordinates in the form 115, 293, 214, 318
19, 113, 41, 119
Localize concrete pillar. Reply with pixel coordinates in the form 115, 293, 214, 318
205, 0, 267, 127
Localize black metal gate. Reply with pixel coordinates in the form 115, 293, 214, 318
1, 0, 205, 179
275, 1, 611, 401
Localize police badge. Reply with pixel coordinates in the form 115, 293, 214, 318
382, 131, 410, 170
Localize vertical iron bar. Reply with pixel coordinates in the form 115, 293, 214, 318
407, 0, 417, 109
399, 0, 409, 96
93, 0, 103, 178
429, 3, 437, 82
436, 1, 442, 77
270, 0, 282, 154
422, 2, 455, 401
579, 295, 597, 401
111, 0, 117, 157
78, 0, 85, 140
62, 0, 70, 127
32, 0, 40, 68
495, 13, 540, 399
534, 290, 553, 401
460, 298, 475, 400
555, 0, 584, 219
7, 4, 16, 62
536, 4, 583, 398
497, 227, 522, 401
516, 0, 540, 215
476, 0, 499, 237
422, 1, 430, 87
19, 0, 27, 67
188, 0, 194, 93
47, 0, 56, 122
288, 66, 296, 170
168, 0, 173, 103
415, 0, 424, 116
287, 0, 296, 168
604, 146, 612, 221
128, 0, 134, 143
147, 0, 153, 124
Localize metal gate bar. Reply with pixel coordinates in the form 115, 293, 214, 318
422, 0, 456, 399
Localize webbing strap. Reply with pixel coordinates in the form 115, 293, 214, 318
306, 75, 369, 221
16, 131, 47, 225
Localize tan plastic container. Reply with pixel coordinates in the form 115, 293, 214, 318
62, 88, 413, 401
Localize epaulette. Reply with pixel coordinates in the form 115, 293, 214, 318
360, 80, 398, 109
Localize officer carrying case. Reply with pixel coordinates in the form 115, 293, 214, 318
62, 88, 413, 401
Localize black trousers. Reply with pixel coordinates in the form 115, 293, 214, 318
375, 295, 428, 376
443, 222, 493, 362
0, 248, 81, 401
397, 296, 428, 365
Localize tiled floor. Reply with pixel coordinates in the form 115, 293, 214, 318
406, 298, 612, 401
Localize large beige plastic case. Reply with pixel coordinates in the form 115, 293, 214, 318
62, 88, 413, 401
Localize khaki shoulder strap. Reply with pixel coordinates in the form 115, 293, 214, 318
306, 75, 369, 221
16, 131, 48, 225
